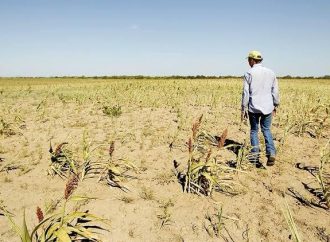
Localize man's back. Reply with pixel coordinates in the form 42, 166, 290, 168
243, 63, 279, 114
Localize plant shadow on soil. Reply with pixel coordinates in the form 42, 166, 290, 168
287, 163, 329, 210
222, 138, 266, 169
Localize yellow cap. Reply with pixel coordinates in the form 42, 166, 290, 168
247, 50, 263, 60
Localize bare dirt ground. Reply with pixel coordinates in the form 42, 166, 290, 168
0, 78, 329, 241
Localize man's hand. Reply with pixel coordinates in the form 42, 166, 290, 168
241, 110, 248, 122
272, 107, 277, 117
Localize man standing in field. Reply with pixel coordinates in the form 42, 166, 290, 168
241, 51, 280, 166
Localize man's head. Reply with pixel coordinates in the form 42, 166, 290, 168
247, 50, 263, 67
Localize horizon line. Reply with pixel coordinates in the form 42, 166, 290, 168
1, 74, 330, 79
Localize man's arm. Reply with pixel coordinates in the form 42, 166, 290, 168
241, 73, 250, 121
271, 75, 280, 116
272, 76, 280, 107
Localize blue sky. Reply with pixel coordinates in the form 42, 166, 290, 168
0, 0, 329, 77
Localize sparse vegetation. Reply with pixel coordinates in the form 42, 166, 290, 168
174, 115, 240, 196
0, 119, 16, 136
118, 196, 134, 204
139, 186, 155, 201
278, 103, 329, 138
95, 141, 137, 190
291, 140, 330, 210
48, 142, 77, 178
48, 138, 136, 191
157, 199, 174, 228
3, 176, 108, 241
282, 197, 302, 242
204, 206, 238, 239
317, 140, 330, 208
204, 206, 224, 238
102, 105, 122, 117
0, 77, 329, 241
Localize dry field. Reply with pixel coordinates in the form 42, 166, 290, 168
0, 77, 329, 242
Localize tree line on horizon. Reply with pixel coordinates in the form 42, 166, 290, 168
1, 75, 330, 79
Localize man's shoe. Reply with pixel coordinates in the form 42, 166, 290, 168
248, 153, 263, 168
248, 158, 263, 168
255, 161, 263, 168
267, 156, 276, 166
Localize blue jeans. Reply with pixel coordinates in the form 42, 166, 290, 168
248, 112, 276, 157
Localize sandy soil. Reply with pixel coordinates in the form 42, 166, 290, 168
0, 78, 329, 242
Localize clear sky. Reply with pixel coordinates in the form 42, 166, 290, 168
0, 0, 329, 77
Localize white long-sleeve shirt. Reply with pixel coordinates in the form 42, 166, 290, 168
241, 63, 280, 114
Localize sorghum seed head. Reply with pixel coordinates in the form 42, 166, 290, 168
109, 141, 115, 157
36, 206, 44, 222
188, 138, 192, 153
55, 142, 68, 156
218, 129, 228, 148
64, 175, 79, 200
192, 115, 203, 140
206, 149, 212, 162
